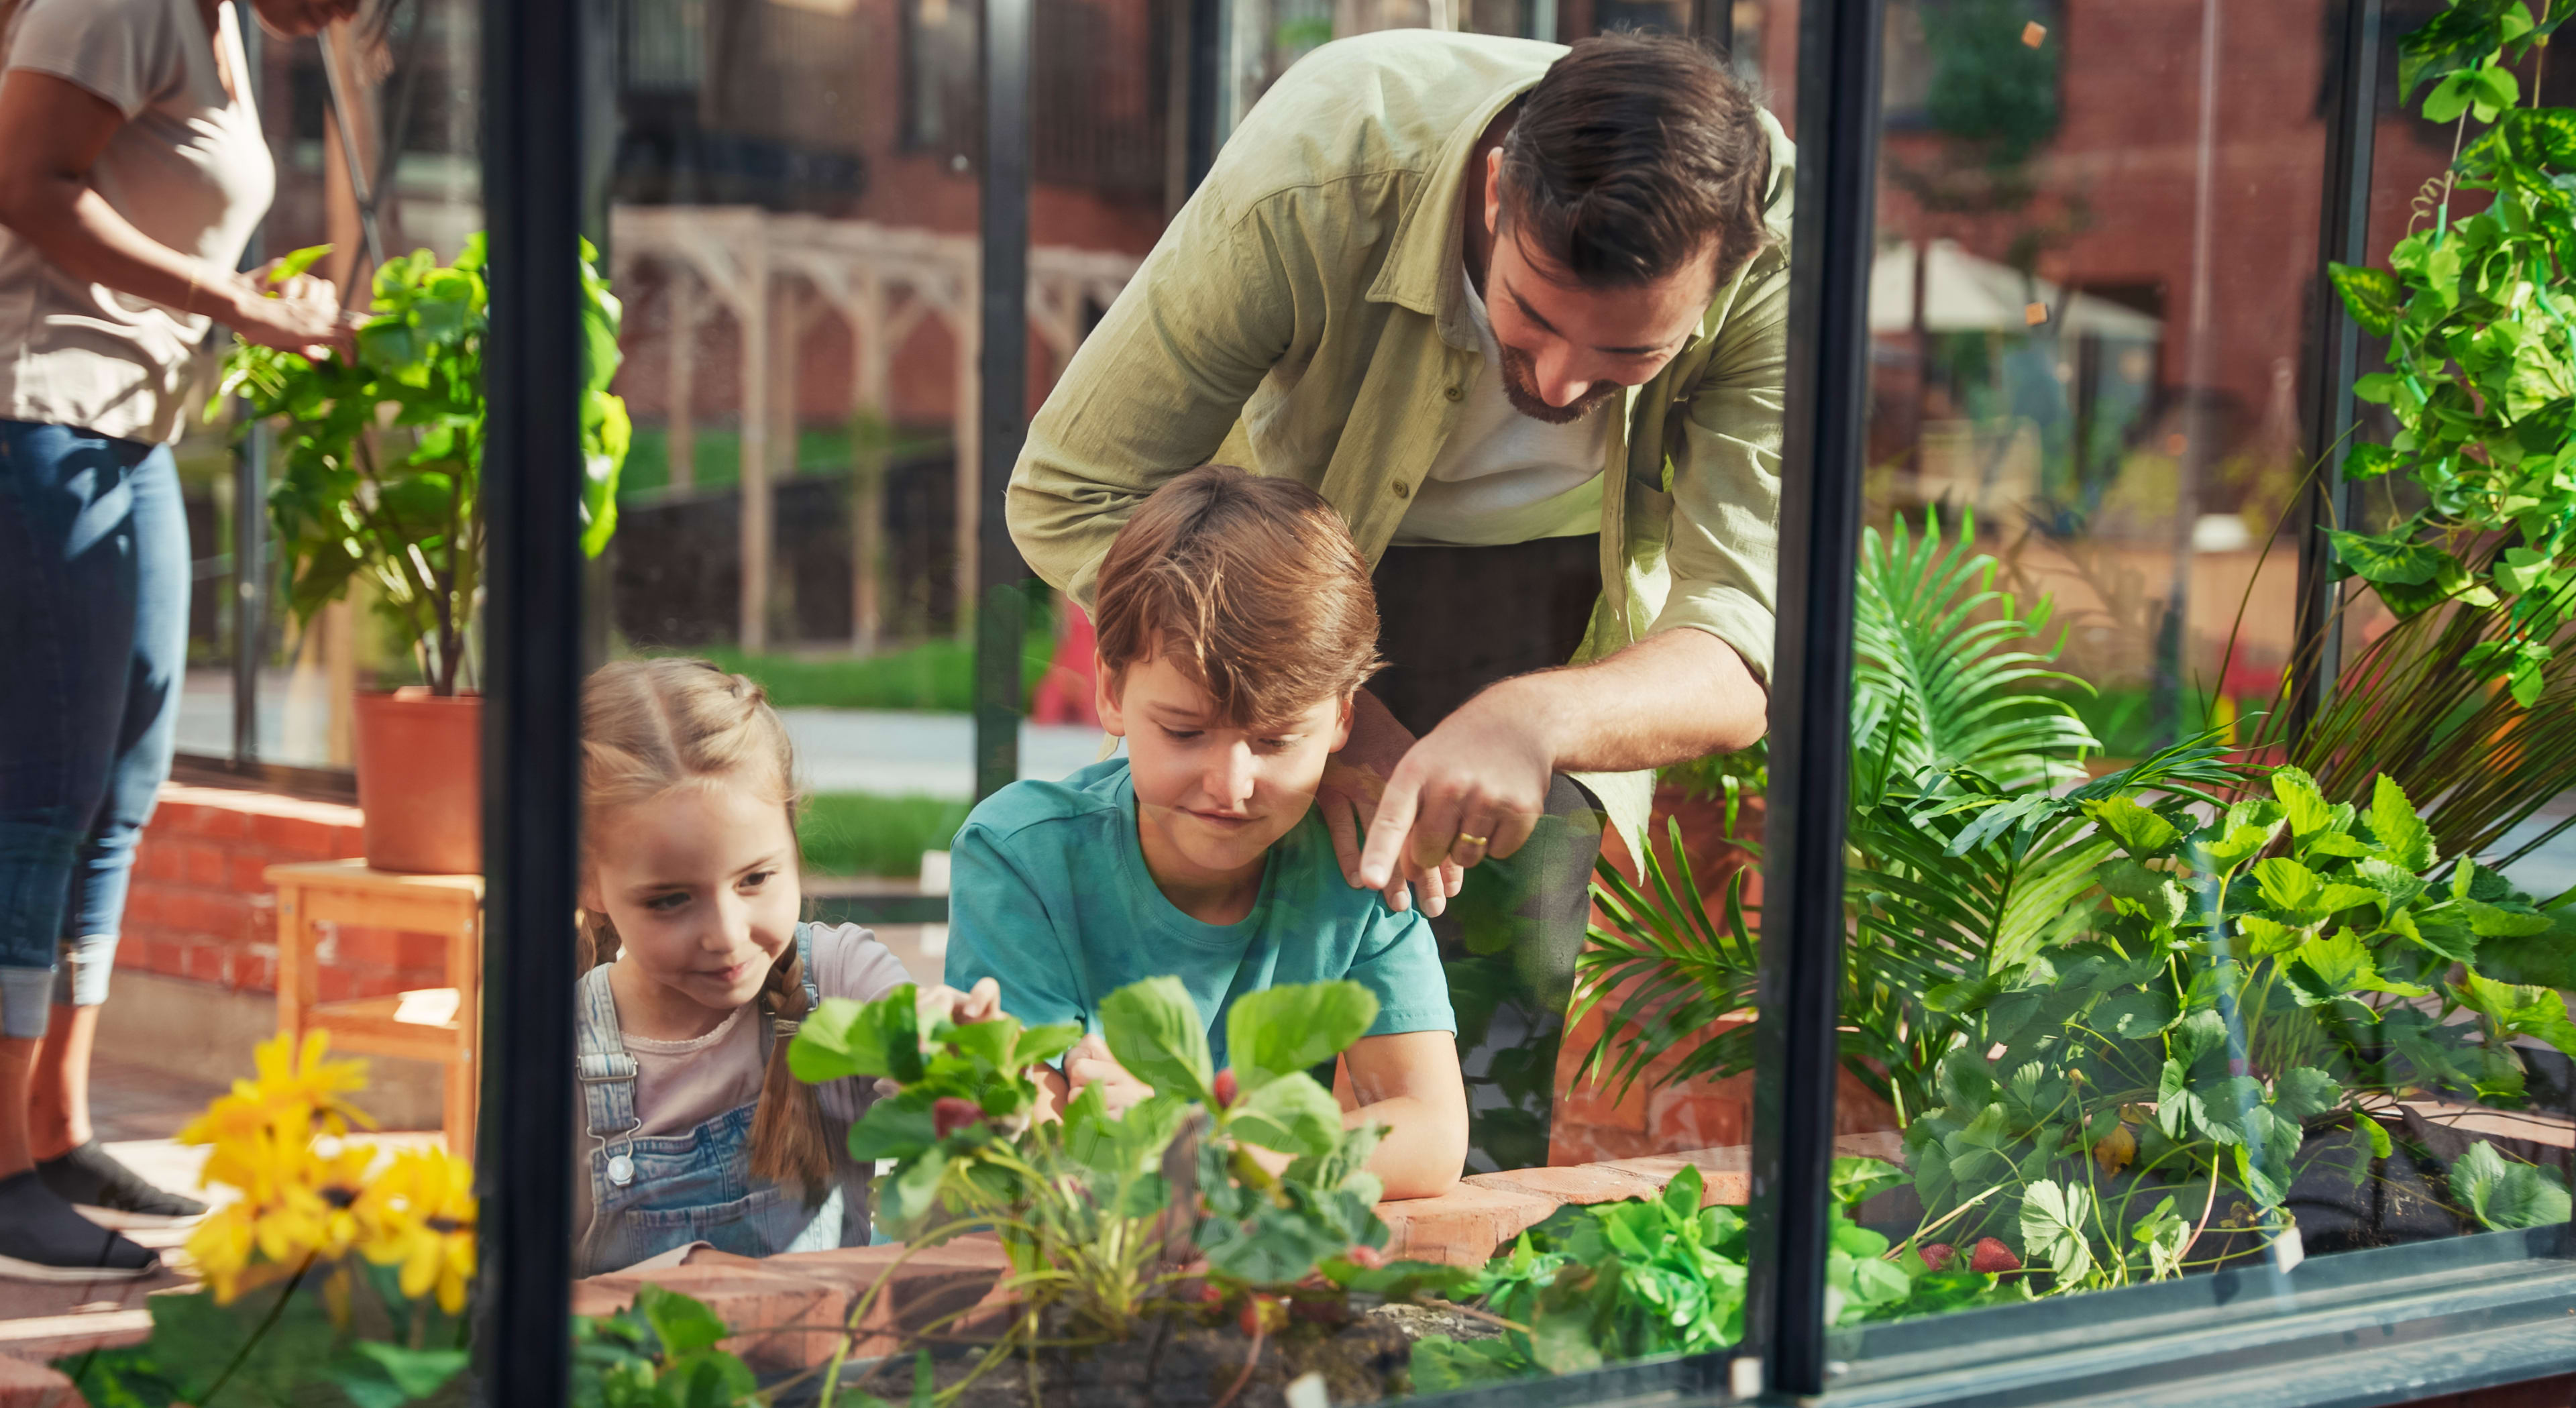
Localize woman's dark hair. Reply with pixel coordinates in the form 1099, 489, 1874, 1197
1498, 31, 1774, 290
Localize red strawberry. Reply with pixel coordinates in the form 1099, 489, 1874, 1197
1969, 1238, 2022, 1274
1214, 1069, 1239, 1108
1195, 1281, 1225, 1306
1344, 1244, 1386, 1270
932, 1096, 984, 1138
1238, 1299, 1263, 1338
1918, 1242, 1955, 1271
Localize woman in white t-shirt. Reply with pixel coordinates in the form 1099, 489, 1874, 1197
0, 0, 356, 1282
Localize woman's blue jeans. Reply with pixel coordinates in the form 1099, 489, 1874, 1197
0, 420, 190, 1040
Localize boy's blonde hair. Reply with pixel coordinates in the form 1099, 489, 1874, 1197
1093, 465, 1383, 727
577, 657, 830, 1205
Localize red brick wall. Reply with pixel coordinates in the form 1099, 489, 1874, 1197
123, 785, 451, 1003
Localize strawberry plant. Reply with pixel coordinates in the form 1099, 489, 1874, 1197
1411, 1156, 2021, 1391
1901, 765, 2574, 1289
787, 977, 1409, 1405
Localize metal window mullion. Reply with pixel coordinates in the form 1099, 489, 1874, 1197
1743, 0, 1886, 1396
2289, 0, 2381, 749
973, 0, 1032, 805
475, 0, 588, 1398
232, 12, 266, 767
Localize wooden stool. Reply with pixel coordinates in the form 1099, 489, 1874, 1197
267, 861, 484, 1156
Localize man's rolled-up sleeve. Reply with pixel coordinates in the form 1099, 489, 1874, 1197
1008, 190, 1305, 608
1650, 259, 1788, 686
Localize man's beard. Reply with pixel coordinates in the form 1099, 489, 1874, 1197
1495, 341, 1622, 425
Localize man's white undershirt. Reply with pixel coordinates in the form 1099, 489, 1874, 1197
1391, 264, 1614, 547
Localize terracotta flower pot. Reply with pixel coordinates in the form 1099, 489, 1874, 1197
353, 688, 482, 874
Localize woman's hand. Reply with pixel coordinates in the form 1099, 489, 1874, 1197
1063, 1034, 1154, 1115
220, 260, 359, 361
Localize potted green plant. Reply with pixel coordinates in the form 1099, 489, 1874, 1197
219, 237, 628, 873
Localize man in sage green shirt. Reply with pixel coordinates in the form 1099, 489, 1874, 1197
1008, 30, 1788, 1159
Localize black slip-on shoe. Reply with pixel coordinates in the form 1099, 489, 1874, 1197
36, 1140, 208, 1229
0, 1170, 160, 1283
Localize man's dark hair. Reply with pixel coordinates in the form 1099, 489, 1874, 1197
1499, 32, 1774, 289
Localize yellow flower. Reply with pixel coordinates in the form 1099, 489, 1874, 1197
180, 1031, 374, 1152
174, 1032, 389, 1303
353, 1148, 478, 1315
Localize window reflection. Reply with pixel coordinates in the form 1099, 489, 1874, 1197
1829, 0, 2576, 1347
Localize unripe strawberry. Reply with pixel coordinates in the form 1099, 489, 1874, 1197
932, 1096, 983, 1138
1214, 1069, 1239, 1108
1238, 1299, 1263, 1338
1969, 1238, 2022, 1274
1918, 1242, 1955, 1271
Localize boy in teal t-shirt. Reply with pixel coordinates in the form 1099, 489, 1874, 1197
947, 466, 1467, 1197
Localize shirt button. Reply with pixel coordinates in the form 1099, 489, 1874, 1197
1392, 480, 1411, 498
1443, 385, 1462, 401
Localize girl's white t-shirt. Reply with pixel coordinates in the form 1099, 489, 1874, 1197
573, 922, 914, 1236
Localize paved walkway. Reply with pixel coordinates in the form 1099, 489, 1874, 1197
777, 708, 1112, 799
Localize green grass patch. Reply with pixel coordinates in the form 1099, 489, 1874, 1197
798, 792, 971, 877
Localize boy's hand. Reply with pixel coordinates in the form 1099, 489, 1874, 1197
1063, 1034, 1155, 1114
914, 976, 1002, 1030
1322, 692, 1463, 916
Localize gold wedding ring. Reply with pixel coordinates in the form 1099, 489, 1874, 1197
1457, 832, 1491, 849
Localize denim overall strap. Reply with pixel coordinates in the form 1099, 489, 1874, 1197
575, 963, 643, 1187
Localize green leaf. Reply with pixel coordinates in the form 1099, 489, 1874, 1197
1411, 1336, 1529, 1391
2424, 66, 2485, 121
845, 1091, 941, 1161
2087, 796, 2182, 857
790, 989, 921, 1084
2399, 0, 2520, 101
2341, 441, 2400, 480
637, 1283, 731, 1357
2100, 859, 2189, 925
2254, 858, 2326, 916
2298, 932, 2431, 1009
270, 243, 333, 282
2449, 1139, 2575, 1230
2367, 775, 2439, 872
2462, 898, 2556, 938
2269, 767, 2337, 838
2456, 971, 2576, 1054
1224, 1071, 1344, 1156
2328, 531, 2447, 587
1828, 1156, 1905, 1207
2328, 263, 2406, 337
2475, 910, 2576, 988
2019, 1180, 2096, 1284
330, 1344, 470, 1408
1224, 981, 1377, 1095
1097, 977, 1215, 1105
2096, 988, 2181, 1038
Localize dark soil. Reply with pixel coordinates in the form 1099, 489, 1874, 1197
918, 1302, 1501, 1408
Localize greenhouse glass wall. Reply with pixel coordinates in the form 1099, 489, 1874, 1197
7, 0, 2569, 1405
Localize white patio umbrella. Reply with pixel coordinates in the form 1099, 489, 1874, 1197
1869, 238, 2164, 339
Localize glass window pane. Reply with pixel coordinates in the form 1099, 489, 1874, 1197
555, 5, 1798, 1403
1829, 0, 2575, 1367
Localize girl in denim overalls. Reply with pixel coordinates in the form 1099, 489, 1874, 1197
570, 659, 994, 1277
